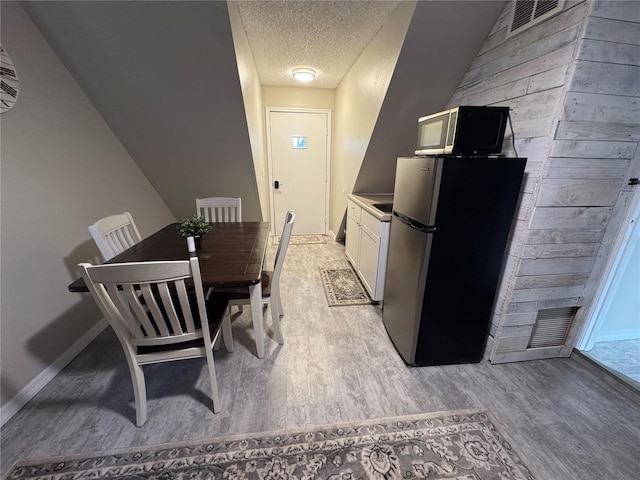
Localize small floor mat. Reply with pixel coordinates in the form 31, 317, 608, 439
273, 234, 327, 245
320, 267, 372, 306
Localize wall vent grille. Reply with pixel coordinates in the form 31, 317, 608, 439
508, 0, 565, 37
528, 306, 577, 348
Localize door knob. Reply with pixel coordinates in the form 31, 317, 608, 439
274, 180, 281, 189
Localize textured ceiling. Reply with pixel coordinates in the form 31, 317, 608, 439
236, 0, 401, 88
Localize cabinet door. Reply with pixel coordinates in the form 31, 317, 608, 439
345, 213, 361, 267
359, 225, 380, 298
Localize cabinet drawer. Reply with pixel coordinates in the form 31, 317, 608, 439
361, 209, 381, 237
347, 200, 361, 222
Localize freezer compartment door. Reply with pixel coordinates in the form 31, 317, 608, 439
382, 217, 432, 364
393, 156, 438, 226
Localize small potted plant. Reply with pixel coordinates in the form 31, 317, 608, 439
177, 215, 211, 251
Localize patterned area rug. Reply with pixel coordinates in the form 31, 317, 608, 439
5, 410, 535, 480
273, 234, 327, 245
320, 267, 372, 306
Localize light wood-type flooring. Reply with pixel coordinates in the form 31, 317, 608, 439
2, 238, 640, 478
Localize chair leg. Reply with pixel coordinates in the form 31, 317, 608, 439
270, 301, 284, 345
238, 305, 244, 313
250, 284, 266, 358
222, 309, 234, 352
278, 294, 284, 318
269, 285, 284, 318
129, 363, 147, 427
204, 347, 220, 413
213, 334, 222, 351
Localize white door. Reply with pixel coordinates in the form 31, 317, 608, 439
578, 191, 640, 354
267, 108, 330, 234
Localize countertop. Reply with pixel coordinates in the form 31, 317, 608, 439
348, 193, 394, 221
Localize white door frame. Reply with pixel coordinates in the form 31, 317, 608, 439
265, 106, 331, 236
577, 188, 640, 351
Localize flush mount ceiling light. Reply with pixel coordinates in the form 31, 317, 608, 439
292, 68, 316, 82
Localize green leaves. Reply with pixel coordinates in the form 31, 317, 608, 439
177, 215, 211, 238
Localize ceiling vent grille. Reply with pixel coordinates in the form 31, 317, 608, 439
528, 306, 577, 348
508, 0, 565, 37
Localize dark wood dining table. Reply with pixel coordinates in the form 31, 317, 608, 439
69, 221, 272, 358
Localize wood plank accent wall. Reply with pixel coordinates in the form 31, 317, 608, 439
556, 0, 640, 358
446, 0, 640, 363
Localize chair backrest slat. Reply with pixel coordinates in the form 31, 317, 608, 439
175, 281, 196, 332
157, 280, 185, 336
119, 283, 154, 338
110, 226, 135, 253
124, 284, 157, 338
273, 211, 296, 283
196, 197, 242, 223
139, 283, 171, 337
104, 233, 120, 255
89, 212, 142, 261
79, 259, 208, 345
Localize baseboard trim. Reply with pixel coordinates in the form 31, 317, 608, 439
0, 318, 108, 427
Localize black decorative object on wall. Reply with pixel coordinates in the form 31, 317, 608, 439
1, 45, 20, 113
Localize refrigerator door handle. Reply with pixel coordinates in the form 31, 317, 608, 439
393, 211, 437, 233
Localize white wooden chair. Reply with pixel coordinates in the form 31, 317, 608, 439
216, 211, 296, 346
196, 197, 242, 222
196, 197, 243, 309
89, 212, 142, 261
78, 257, 234, 427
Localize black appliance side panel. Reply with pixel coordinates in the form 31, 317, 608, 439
414, 156, 527, 366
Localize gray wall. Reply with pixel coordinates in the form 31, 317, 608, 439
22, 1, 262, 222
331, 1, 506, 236
228, 1, 269, 223
330, 1, 416, 235
352, 1, 506, 195
1, 3, 176, 408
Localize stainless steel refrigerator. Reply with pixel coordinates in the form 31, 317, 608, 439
382, 156, 526, 366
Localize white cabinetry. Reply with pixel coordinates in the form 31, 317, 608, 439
345, 198, 390, 301
345, 200, 361, 266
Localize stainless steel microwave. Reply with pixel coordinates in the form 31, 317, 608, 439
415, 106, 509, 156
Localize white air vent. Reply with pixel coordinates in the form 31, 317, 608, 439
507, 0, 565, 37
528, 306, 576, 348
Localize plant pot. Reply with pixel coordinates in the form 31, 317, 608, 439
187, 236, 195, 252
186, 235, 203, 252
